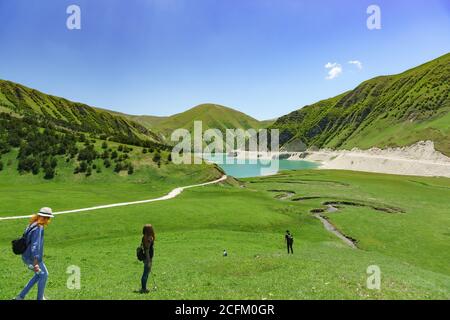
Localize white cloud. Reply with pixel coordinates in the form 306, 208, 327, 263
324, 62, 342, 80
348, 60, 363, 70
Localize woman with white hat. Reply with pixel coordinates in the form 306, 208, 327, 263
15, 207, 54, 300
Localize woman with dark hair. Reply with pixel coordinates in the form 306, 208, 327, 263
140, 224, 155, 293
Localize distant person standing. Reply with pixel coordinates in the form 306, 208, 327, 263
15, 207, 54, 300
140, 224, 155, 294
285, 230, 294, 254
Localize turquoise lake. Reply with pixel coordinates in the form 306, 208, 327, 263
203, 154, 319, 178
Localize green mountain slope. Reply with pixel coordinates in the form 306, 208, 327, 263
108, 110, 168, 130
0, 80, 161, 146
152, 103, 265, 139
272, 53, 450, 155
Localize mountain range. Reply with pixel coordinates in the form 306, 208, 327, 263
0, 52, 448, 155
271, 53, 450, 156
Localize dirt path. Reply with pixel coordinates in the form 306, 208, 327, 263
313, 212, 357, 249
0, 175, 227, 221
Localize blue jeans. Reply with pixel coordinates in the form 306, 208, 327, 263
19, 259, 48, 300
141, 259, 152, 290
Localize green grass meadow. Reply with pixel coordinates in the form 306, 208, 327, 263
0, 169, 449, 300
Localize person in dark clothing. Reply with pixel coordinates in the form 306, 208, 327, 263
285, 230, 294, 254
140, 224, 155, 294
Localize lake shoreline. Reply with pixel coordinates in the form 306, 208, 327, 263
230, 141, 450, 178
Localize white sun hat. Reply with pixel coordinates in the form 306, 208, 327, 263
38, 207, 54, 218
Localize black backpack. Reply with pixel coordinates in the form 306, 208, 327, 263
136, 244, 146, 261
12, 224, 37, 255
136, 241, 154, 261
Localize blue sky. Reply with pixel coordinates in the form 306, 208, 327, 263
0, 0, 449, 120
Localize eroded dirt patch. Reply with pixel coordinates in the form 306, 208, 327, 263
322, 201, 404, 213
292, 196, 322, 201
313, 213, 358, 249
267, 189, 296, 200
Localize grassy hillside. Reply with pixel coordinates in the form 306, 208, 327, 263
0, 138, 222, 216
0, 169, 448, 299
108, 111, 168, 130
0, 80, 161, 146
272, 53, 450, 155
151, 104, 265, 140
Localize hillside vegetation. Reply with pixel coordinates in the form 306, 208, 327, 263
272, 53, 450, 155
136, 104, 266, 141
0, 80, 161, 146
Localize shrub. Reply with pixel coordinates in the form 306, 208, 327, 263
101, 151, 110, 159
50, 158, 58, 169
44, 167, 55, 180
114, 162, 123, 173
152, 152, 161, 163
78, 145, 98, 163
79, 161, 88, 173
104, 159, 111, 168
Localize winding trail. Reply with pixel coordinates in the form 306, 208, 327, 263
269, 189, 358, 249
0, 175, 227, 221
313, 213, 357, 249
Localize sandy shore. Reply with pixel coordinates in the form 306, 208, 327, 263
232, 141, 450, 178
288, 141, 450, 178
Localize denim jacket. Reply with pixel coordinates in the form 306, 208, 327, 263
22, 223, 45, 263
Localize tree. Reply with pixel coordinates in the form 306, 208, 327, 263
104, 159, 111, 168
79, 161, 88, 173
101, 150, 110, 159
118, 145, 124, 152
152, 152, 161, 163
102, 141, 108, 149
0, 161, 3, 171
86, 167, 92, 177
44, 167, 55, 180
142, 148, 148, 154
114, 162, 123, 173
128, 164, 134, 175
78, 145, 98, 163
50, 158, 58, 169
